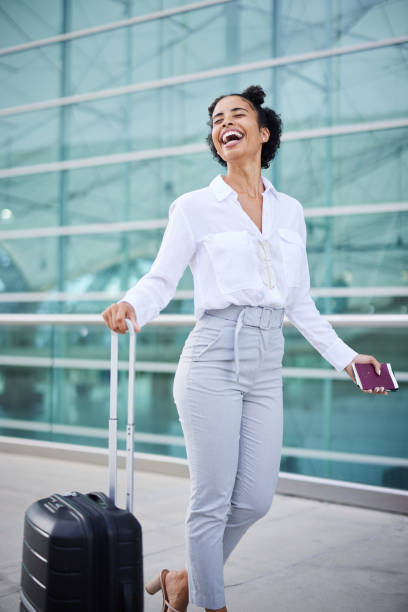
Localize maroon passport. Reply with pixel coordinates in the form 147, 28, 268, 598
352, 362, 399, 391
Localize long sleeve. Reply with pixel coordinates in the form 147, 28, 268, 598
284, 208, 358, 372
119, 199, 196, 329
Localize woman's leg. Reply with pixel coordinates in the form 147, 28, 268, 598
172, 312, 284, 609
223, 367, 283, 564
168, 368, 282, 611
222, 324, 284, 565
173, 356, 243, 610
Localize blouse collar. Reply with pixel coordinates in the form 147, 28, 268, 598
209, 173, 278, 202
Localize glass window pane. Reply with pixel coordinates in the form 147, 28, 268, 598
0, 0, 62, 47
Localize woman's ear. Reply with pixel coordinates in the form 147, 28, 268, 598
261, 128, 270, 142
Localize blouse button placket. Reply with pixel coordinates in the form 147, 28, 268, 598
258, 239, 276, 289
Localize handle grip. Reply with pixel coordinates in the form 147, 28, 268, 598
109, 319, 136, 514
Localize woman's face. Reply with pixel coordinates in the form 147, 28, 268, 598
211, 95, 270, 167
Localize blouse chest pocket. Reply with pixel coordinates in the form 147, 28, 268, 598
278, 227, 304, 288
203, 230, 260, 294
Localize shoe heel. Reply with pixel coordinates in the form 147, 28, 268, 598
145, 573, 162, 595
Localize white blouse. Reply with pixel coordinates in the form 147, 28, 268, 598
120, 173, 358, 372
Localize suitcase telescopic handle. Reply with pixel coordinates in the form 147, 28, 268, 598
109, 319, 136, 513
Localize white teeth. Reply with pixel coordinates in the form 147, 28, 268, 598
222, 130, 244, 144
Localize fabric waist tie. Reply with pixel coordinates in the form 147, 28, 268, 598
204, 304, 285, 383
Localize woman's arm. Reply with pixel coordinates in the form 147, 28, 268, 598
102, 198, 196, 333
284, 208, 387, 394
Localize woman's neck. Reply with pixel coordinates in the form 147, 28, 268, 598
222, 164, 264, 198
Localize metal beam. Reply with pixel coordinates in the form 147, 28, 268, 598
0, 355, 407, 382
0, 286, 407, 303
0, 312, 407, 327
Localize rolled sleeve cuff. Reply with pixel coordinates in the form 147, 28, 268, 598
322, 337, 358, 372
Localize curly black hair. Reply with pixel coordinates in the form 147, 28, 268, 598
206, 85, 282, 169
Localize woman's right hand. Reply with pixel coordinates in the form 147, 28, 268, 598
101, 301, 141, 334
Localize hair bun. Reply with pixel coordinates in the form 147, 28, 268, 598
241, 85, 266, 106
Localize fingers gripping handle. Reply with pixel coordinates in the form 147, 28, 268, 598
109, 319, 136, 514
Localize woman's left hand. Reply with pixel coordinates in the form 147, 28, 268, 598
345, 354, 388, 395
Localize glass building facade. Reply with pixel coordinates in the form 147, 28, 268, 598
0, 0, 407, 489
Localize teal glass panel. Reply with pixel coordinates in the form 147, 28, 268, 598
71, 0, 195, 30
71, 3, 231, 92
0, 0, 62, 48
336, 0, 408, 44
278, 128, 408, 207
234, 0, 408, 64
0, 109, 60, 168
281, 376, 407, 488
0, 365, 53, 438
333, 45, 408, 125
1, 236, 57, 293
275, 45, 408, 132
305, 212, 408, 293
71, 0, 131, 30
0, 171, 59, 231
0, 43, 60, 109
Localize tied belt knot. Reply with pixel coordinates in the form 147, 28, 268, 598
204, 305, 285, 383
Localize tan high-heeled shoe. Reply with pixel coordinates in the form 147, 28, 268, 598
145, 568, 187, 612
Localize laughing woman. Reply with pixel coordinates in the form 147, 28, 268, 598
102, 85, 387, 612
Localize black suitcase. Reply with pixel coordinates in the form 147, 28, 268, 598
20, 320, 144, 611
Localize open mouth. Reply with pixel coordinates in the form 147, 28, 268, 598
221, 130, 244, 147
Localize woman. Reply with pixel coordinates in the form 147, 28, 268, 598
102, 85, 387, 612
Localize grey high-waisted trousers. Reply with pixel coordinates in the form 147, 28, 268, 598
173, 303, 285, 609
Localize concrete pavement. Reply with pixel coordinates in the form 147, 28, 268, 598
0, 451, 407, 612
